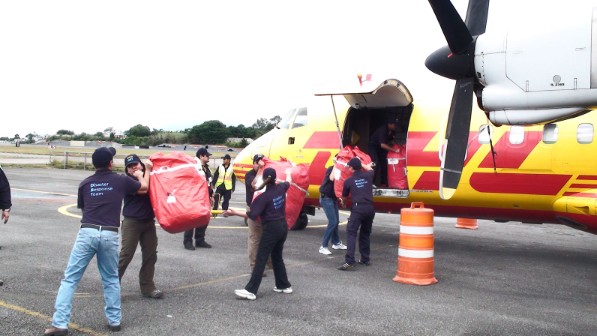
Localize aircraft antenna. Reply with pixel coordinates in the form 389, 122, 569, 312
330, 96, 343, 150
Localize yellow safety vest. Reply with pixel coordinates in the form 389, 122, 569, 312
215, 164, 233, 190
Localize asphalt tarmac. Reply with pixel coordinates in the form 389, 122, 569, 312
0, 167, 596, 336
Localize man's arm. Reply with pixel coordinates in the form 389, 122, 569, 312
136, 160, 152, 195
132, 170, 148, 193
212, 166, 220, 188
0, 169, 11, 224
231, 172, 236, 192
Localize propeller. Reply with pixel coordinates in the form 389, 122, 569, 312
425, 0, 490, 200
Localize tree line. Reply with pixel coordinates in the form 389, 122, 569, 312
4, 116, 281, 147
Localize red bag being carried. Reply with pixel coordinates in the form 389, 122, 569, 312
252, 157, 309, 229
149, 152, 211, 233
332, 146, 372, 198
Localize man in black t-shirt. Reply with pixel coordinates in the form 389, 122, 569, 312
45, 147, 148, 335
338, 157, 375, 271
368, 119, 399, 186
118, 154, 163, 299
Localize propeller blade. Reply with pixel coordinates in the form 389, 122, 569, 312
464, 0, 490, 36
440, 78, 474, 200
428, 0, 472, 53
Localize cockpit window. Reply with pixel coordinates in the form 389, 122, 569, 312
292, 107, 308, 128
276, 109, 295, 130
276, 107, 308, 129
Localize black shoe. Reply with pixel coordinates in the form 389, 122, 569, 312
184, 242, 196, 251
195, 241, 212, 248
44, 327, 68, 336
143, 289, 164, 299
108, 324, 121, 332
337, 262, 355, 271
358, 259, 371, 266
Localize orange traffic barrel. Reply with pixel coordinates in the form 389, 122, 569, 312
393, 202, 438, 285
455, 217, 478, 230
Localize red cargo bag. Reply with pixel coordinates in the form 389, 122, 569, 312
286, 163, 310, 228
252, 157, 309, 228
332, 146, 372, 198
149, 152, 211, 233
387, 144, 408, 189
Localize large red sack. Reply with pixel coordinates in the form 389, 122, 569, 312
387, 144, 408, 189
149, 152, 211, 233
286, 163, 310, 228
252, 157, 309, 228
332, 146, 372, 198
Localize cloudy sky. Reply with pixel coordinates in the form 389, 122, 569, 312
0, 1, 588, 138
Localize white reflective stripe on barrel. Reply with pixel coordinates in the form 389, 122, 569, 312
398, 248, 434, 258
399, 226, 434, 235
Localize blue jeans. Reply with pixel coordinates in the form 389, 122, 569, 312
320, 196, 341, 247
52, 228, 121, 329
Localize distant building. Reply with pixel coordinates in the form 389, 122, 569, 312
226, 137, 254, 144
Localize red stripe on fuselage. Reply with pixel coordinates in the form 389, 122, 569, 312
470, 173, 571, 195
577, 175, 597, 180
563, 192, 597, 198
479, 131, 541, 169
412, 171, 440, 190
407, 131, 481, 167
569, 184, 597, 189
304, 131, 341, 149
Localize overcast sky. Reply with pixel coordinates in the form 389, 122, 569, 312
0, 1, 590, 138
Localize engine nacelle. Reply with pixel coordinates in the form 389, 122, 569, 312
474, 5, 597, 125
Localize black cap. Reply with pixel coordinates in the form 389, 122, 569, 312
347, 157, 362, 170
253, 154, 264, 163
92, 147, 116, 168
263, 167, 277, 181
196, 147, 211, 157
223, 154, 231, 160
387, 118, 398, 125
124, 154, 141, 167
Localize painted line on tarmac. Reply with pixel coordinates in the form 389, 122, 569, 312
0, 299, 107, 336
13, 187, 77, 197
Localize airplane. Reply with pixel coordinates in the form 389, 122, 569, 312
232, 0, 597, 235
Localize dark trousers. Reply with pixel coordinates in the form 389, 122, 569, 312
245, 219, 291, 294
213, 187, 232, 210
368, 145, 387, 186
345, 205, 375, 264
183, 226, 207, 244
118, 217, 158, 295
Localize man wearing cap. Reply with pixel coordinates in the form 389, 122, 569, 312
183, 147, 213, 250
337, 157, 375, 271
368, 119, 399, 186
117, 154, 163, 299
45, 147, 148, 335
212, 153, 236, 211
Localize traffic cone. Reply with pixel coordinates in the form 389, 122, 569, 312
455, 217, 478, 230
393, 202, 438, 285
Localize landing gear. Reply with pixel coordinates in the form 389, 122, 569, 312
290, 212, 309, 231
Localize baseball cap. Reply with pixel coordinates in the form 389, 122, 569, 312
223, 154, 231, 160
346, 157, 362, 170
387, 117, 399, 125
92, 147, 116, 168
124, 154, 141, 167
253, 154, 264, 163
263, 167, 277, 181
196, 147, 212, 157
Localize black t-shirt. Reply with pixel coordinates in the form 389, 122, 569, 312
369, 125, 395, 148
123, 174, 154, 220
248, 182, 290, 223
78, 169, 141, 227
342, 170, 374, 204
202, 163, 213, 197
245, 168, 257, 206
318, 166, 336, 199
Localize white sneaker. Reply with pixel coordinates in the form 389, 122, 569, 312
319, 246, 332, 255
273, 287, 293, 294
234, 289, 256, 300
332, 243, 347, 250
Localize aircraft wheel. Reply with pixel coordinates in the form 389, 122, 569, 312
290, 212, 308, 231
